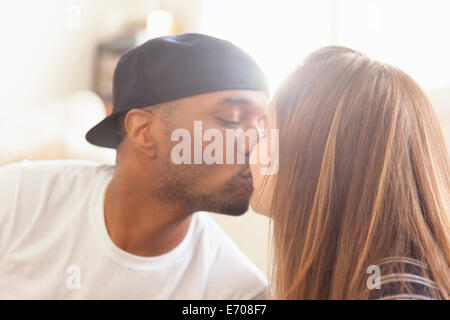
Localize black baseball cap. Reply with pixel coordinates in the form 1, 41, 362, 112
85, 33, 269, 148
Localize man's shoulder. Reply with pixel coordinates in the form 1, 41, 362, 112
0, 160, 114, 260
0, 159, 114, 215
192, 212, 268, 299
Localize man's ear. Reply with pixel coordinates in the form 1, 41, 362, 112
125, 108, 157, 158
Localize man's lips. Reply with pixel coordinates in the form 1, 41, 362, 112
239, 168, 254, 192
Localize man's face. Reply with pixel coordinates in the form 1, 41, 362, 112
154, 90, 268, 215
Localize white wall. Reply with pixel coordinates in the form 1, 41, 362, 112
428, 88, 450, 152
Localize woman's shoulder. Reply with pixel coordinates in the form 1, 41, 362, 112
369, 256, 441, 300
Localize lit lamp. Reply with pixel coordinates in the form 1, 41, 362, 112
136, 10, 178, 45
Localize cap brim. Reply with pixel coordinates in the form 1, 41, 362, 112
85, 113, 120, 149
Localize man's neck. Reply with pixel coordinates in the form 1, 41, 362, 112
103, 173, 193, 257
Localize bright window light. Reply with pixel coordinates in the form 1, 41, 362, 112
201, 0, 450, 94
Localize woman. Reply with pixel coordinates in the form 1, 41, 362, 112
250, 46, 450, 299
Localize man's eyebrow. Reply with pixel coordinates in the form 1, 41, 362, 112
218, 97, 253, 106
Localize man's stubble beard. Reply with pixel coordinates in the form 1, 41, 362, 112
154, 160, 251, 216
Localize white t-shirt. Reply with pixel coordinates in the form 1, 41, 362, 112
0, 160, 268, 299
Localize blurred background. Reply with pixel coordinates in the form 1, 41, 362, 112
0, 0, 449, 276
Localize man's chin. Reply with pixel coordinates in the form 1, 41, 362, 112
210, 199, 250, 216
200, 178, 253, 216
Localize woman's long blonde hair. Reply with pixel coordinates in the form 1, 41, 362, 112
270, 46, 450, 299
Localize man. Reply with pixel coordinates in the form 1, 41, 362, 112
0, 33, 269, 299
